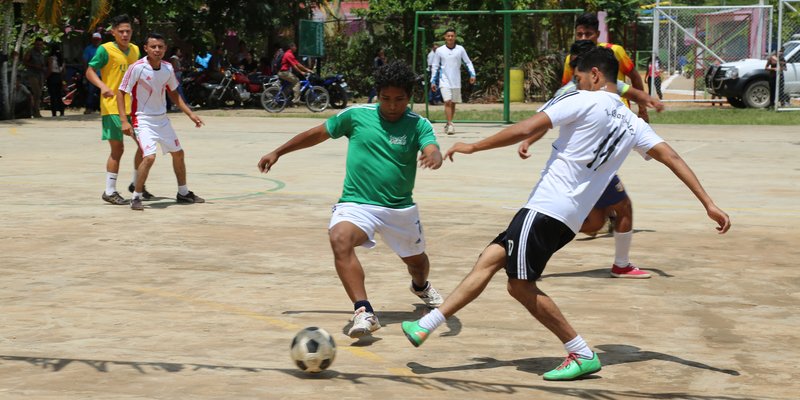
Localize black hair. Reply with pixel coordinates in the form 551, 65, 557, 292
374, 59, 416, 97
444, 28, 456, 35
49, 43, 63, 65
568, 40, 596, 69
575, 47, 618, 83
144, 32, 166, 46
575, 13, 599, 31
110, 14, 132, 28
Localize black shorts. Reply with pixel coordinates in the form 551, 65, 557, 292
594, 175, 628, 209
491, 208, 575, 281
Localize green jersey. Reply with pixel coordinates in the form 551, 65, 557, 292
325, 104, 438, 208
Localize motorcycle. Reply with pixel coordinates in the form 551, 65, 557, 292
207, 67, 267, 108
181, 69, 217, 108
320, 74, 351, 109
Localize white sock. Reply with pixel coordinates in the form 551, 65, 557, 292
614, 230, 633, 267
178, 185, 189, 196
105, 173, 118, 195
132, 191, 142, 200
564, 335, 593, 359
418, 308, 446, 331
131, 170, 138, 187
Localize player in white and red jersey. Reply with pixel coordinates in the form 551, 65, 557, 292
116, 32, 205, 211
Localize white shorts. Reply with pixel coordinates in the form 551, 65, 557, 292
329, 202, 426, 258
440, 86, 462, 103
133, 114, 182, 157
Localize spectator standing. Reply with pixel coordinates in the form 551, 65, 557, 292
82, 32, 102, 114
766, 48, 788, 107
646, 56, 663, 100
23, 37, 46, 118
367, 48, 386, 103
430, 29, 476, 135
46, 43, 65, 117
426, 43, 442, 105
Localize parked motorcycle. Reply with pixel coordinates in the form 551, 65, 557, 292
207, 67, 267, 108
181, 69, 216, 108
320, 74, 350, 109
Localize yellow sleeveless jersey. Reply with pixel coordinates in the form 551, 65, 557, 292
88, 42, 141, 115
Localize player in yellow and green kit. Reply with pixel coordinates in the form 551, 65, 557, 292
86, 14, 148, 205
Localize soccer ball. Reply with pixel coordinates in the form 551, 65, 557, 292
290, 327, 336, 373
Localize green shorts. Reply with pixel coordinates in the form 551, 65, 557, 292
101, 114, 132, 141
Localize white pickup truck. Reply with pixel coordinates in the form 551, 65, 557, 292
704, 40, 800, 108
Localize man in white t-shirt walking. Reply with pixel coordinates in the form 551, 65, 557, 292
430, 29, 476, 135
116, 32, 205, 211
402, 47, 730, 381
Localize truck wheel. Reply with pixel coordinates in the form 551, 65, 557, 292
726, 97, 747, 109
743, 81, 771, 109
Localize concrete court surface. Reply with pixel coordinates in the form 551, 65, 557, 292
0, 112, 798, 400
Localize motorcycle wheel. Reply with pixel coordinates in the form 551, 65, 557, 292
305, 86, 330, 112
329, 84, 348, 109
261, 85, 287, 113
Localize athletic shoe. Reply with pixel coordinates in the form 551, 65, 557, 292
176, 191, 205, 204
610, 264, 651, 279
101, 191, 127, 205
543, 352, 602, 381
445, 123, 456, 135
401, 320, 430, 347
347, 306, 381, 338
128, 183, 154, 200
410, 282, 444, 308
130, 197, 143, 211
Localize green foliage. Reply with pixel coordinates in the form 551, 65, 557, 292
589, 0, 640, 43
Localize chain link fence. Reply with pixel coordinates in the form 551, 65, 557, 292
651, 5, 772, 104
776, 0, 800, 111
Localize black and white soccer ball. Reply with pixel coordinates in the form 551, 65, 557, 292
290, 327, 336, 373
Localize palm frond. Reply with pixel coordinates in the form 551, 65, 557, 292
88, 0, 111, 30
36, 0, 63, 26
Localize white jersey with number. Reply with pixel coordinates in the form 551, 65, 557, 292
526, 90, 664, 233
119, 58, 178, 118
430, 44, 475, 89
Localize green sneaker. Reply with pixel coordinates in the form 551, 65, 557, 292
543, 352, 602, 381
401, 320, 431, 347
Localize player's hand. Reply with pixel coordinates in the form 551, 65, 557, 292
430, 84, 437, 92
647, 97, 665, 113
706, 204, 731, 234
445, 142, 475, 162
121, 121, 134, 137
517, 141, 532, 159
418, 150, 443, 170
637, 106, 650, 123
100, 85, 114, 98
258, 152, 279, 173
469, 77, 476, 85
189, 113, 204, 128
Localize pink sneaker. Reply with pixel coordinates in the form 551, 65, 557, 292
610, 264, 651, 279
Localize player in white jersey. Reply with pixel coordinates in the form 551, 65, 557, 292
401, 47, 730, 381
430, 29, 476, 135
116, 32, 205, 211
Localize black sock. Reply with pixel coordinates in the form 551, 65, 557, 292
411, 280, 428, 292
354, 300, 373, 313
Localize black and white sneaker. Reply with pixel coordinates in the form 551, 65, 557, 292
128, 183, 154, 200
176, 191, 205, 204
101, 191, 127, 205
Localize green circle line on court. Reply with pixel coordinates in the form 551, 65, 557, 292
200, 173, 286, 201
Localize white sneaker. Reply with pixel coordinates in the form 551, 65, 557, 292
347, 306, 381, 338
410, 282, 444, 308
445, 123, 456, 135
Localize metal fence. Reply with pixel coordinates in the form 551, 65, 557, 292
776, 0, 800, 111
651, 5, 772, 103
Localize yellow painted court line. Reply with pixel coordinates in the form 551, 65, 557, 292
134, 287, 398, 368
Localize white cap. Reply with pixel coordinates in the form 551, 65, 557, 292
92, 32, 102, 39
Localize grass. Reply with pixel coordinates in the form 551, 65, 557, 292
416, 106, 800, 125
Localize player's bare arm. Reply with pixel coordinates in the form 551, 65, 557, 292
418, 144, 443, 170
258, 124, 330, 173
623, 87, 664, 113
86, 67, 113, 98
446, 112, 553, 161
646, 142, 731, 234
115, 89, 133, 136
517, 125, 551, 159
168, 89, 203, 128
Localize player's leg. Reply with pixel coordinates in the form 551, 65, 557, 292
441, 86, 455, 134
101, 114, 127, 205
607, 187, 650, 279
401, 243, 505, 346
328, 204, 380, 337
580, 207, 608, 234
159, 119, 203, 204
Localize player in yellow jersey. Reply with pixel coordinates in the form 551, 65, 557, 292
86, 14, 148, 205
562, 13, 649, 122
